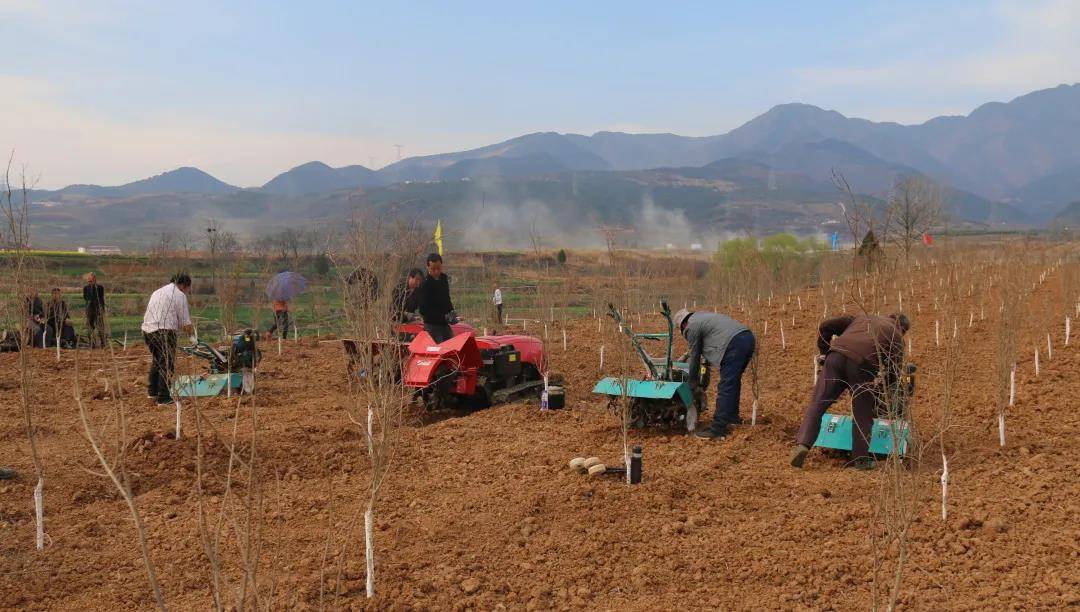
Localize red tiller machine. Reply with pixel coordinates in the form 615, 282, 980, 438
403, 330, 555, 410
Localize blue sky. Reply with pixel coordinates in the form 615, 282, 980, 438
2, 0, 1078, 188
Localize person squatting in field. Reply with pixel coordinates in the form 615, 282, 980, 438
45, 288, 77, 348
417, 253, 459, 343
673, 309, 756, 440
790, 312, 910, 471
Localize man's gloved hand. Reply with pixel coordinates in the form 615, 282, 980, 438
189, 335, 198, 346
446, 310, 459, 324
402, 312, 417, 323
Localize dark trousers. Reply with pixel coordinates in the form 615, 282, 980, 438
796, 352, 878, 459
269, 310, 290, 338
712, 330, 756, 429
496, 303, 503, 324
424, 322, 454, 344
86, 306, 105, 348
46, 321, 77, 348
144, 330, 177, 402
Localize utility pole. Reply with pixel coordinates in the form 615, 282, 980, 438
206, 225, 218, 289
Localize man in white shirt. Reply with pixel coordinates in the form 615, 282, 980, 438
141, 274, 194, 405
493, 285, 503, 325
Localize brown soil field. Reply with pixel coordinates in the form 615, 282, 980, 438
1, 261, 1078, 610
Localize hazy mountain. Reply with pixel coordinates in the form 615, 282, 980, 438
260, 161, 384, 196
1050, 201, 1080, 228
437, 153, 571, 180
378, 132, 611, 183
43, 167, 238, 198
1009, 165, 1080, 220
28, 83, 1078, 246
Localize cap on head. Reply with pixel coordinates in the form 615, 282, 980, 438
673, 308, 692, 332
891, 312, 911, 333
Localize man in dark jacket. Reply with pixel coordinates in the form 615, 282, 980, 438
25, 291, 45, 348
790, 312, 909, 470
417, 253, 457, 343
391, 268, 424, 322
83, 272, 107, 347
45, 288, 77, 348
674, 309, 756, 440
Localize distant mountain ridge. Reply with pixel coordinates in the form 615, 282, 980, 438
30, 83, 1080, 234
49, 166, 238, 198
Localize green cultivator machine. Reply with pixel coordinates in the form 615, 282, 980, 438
173, 329, 261, 398
813, 359, 917, 457
592, 301, 707, 433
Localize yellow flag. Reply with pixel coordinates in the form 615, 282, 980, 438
434, 220, 443, 255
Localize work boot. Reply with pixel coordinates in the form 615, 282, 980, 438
789, 444, 810, 468
846, 456, 876, 471
693, 424, 729, 440
0, 467, 16, 480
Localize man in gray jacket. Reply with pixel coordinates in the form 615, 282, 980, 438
674, 309, 756, 439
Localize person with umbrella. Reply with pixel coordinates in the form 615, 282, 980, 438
266, 271, 307, 340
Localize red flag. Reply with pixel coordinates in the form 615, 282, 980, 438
922, 233, 933, 246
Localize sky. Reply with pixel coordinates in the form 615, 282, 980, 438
2, 0, 1078, 189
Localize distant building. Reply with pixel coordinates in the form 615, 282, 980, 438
689, 243, 703, 251
83, 245, 122, 255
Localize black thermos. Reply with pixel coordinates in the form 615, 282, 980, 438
629, 446, 642, 484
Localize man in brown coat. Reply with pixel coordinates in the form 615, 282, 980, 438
790, 312, 910, 470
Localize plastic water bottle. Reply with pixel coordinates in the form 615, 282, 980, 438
540, 373, 550, 411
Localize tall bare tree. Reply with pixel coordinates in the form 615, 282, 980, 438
887, 176, 942, 267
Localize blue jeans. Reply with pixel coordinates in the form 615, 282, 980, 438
712, 330, 756, 429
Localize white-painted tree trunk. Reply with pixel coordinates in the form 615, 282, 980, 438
123, 330, 128, 350
562, 328, 567, 351
1047, 334, 1052, 360
751, 399, 758, 426
364, 507, 375, 598
34, 477, 44, 550
599, 345, 604, 370
998, 412, 1006, 447
277, 336, 282, 356
55, 334, 60, 361
934, 320, 940, 346
175, 400, 182, 440
812, 355, 818, 385
1035, 348, 1040, 377
940, 454, 949, 521
1009, 364, 1016, 407
1066, 317, 1071, 346
779, 321, 786, 349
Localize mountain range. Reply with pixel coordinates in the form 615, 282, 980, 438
29, 83, 1080, 247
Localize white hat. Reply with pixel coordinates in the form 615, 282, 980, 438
673, 308, 692, 332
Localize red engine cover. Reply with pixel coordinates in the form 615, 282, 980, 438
403, 331, 482, 395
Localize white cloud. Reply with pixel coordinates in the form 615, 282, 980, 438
794, 0, 1080, 121
0, 75, 407, 188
